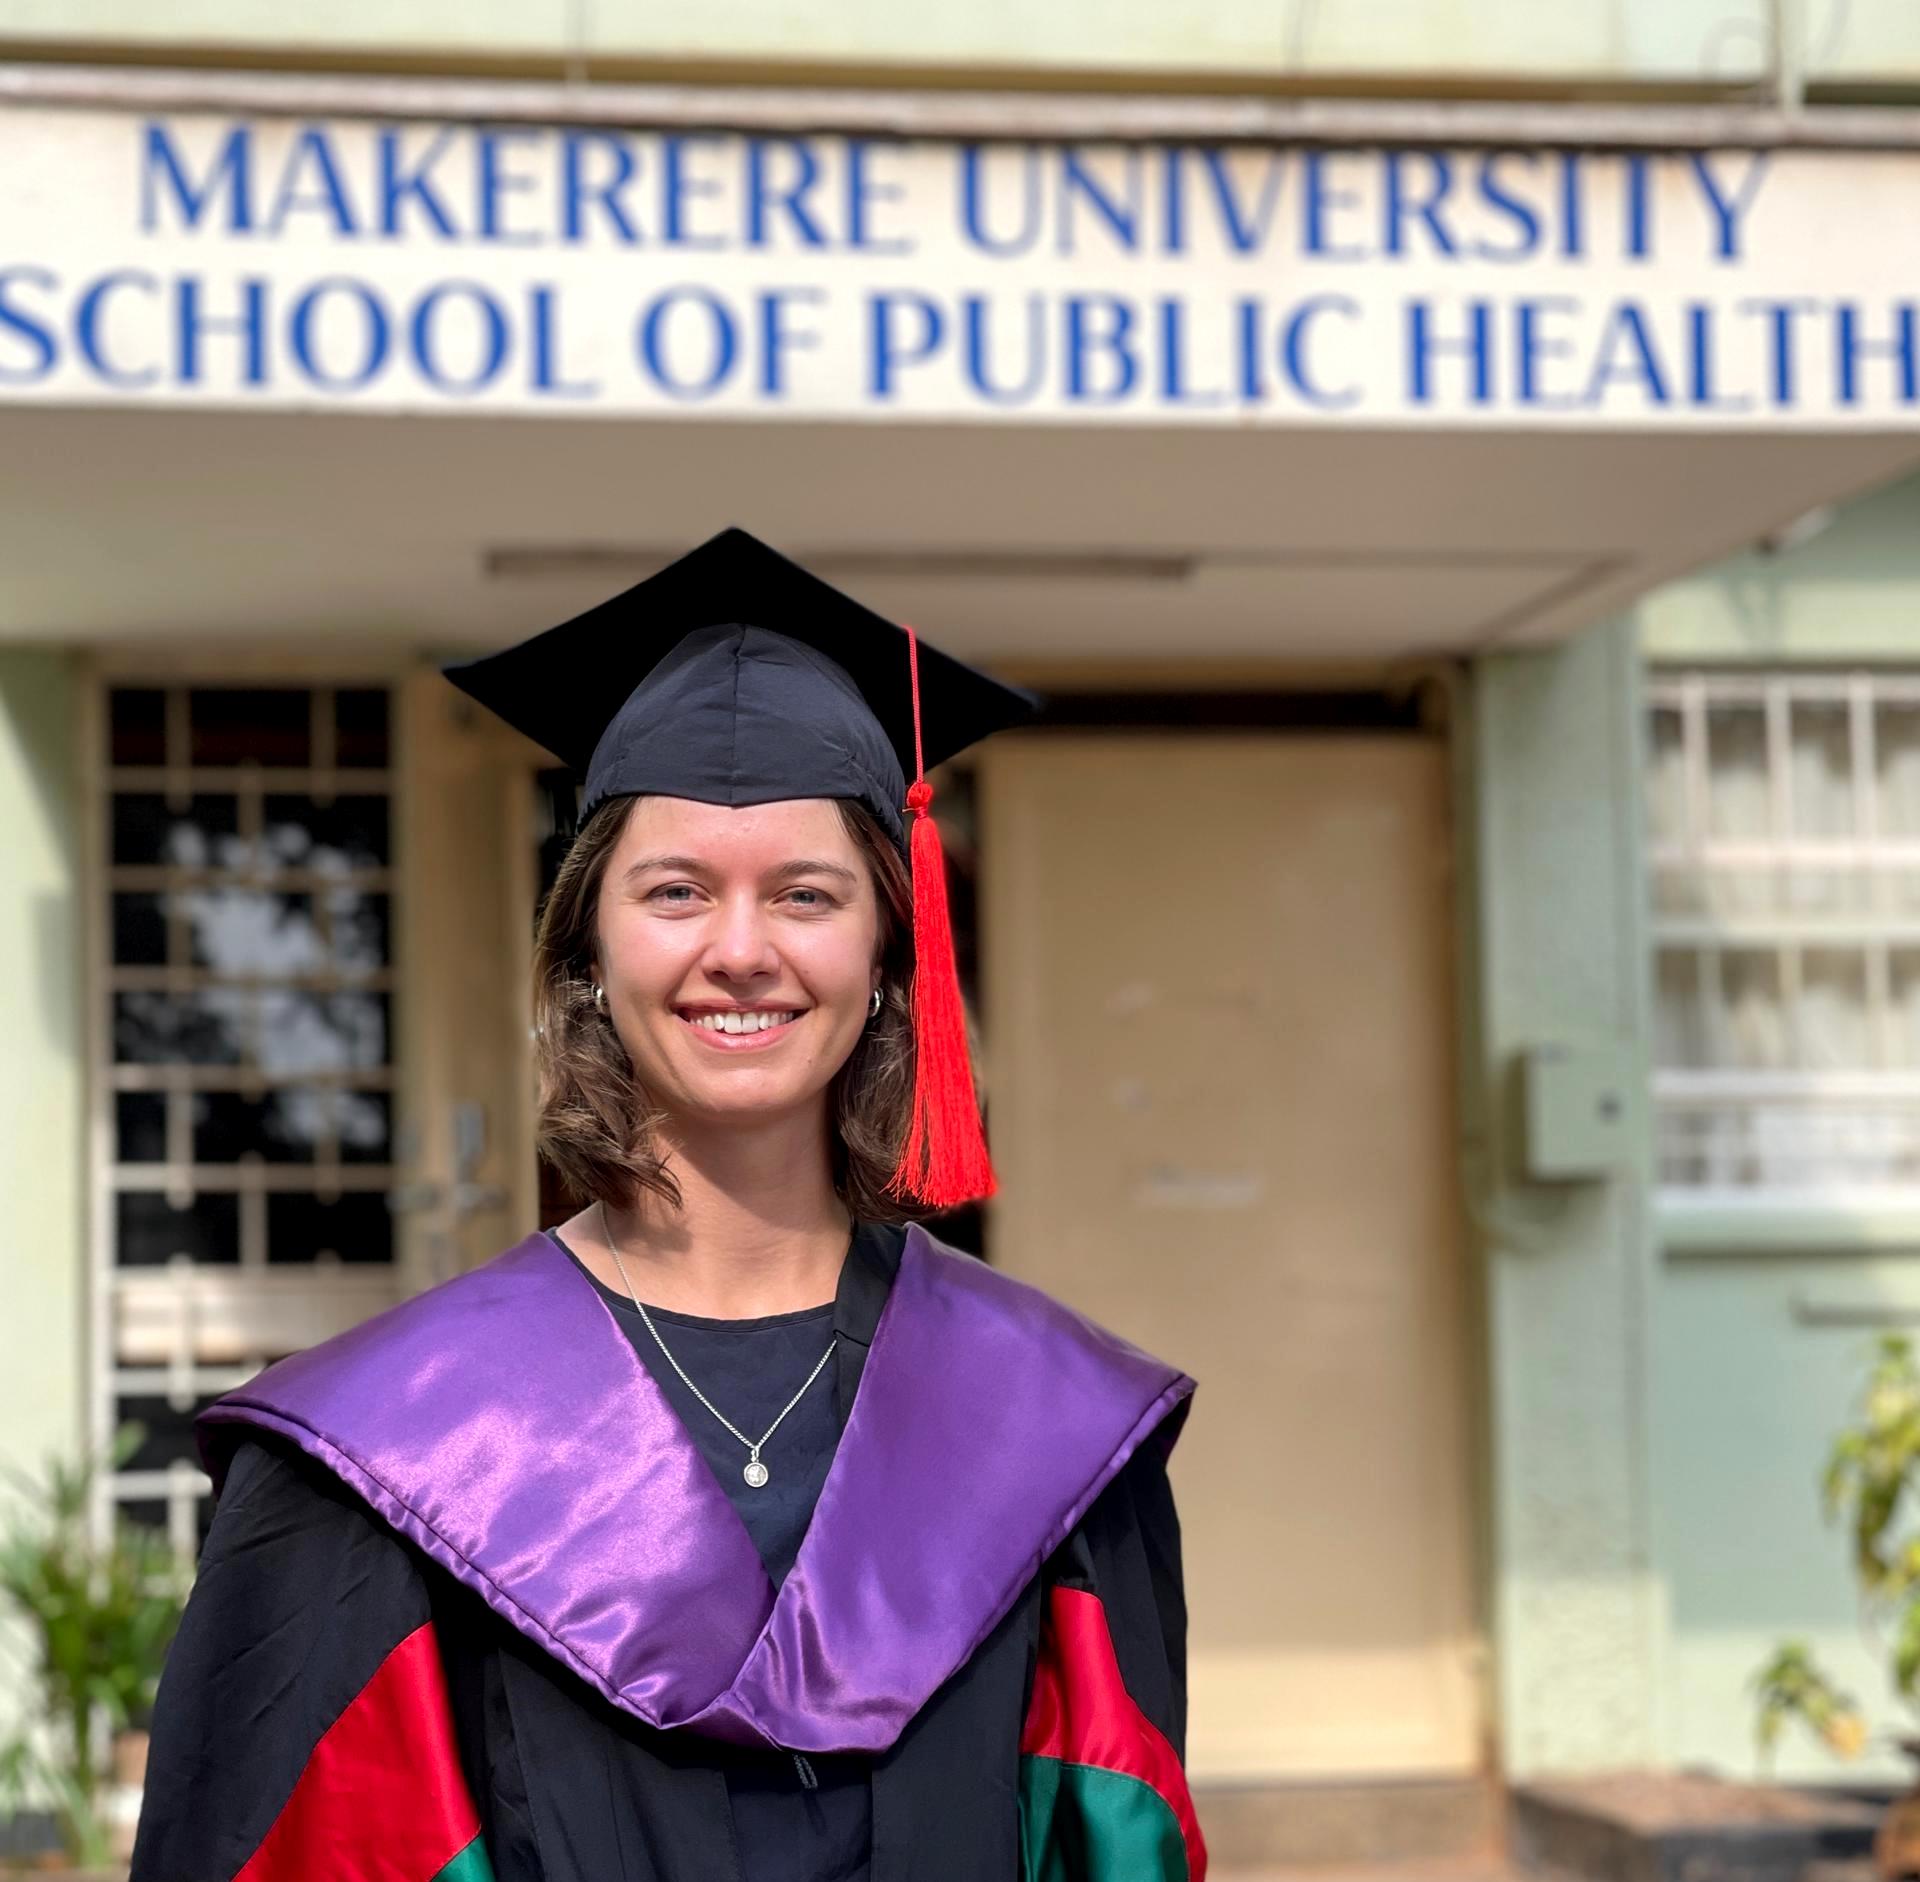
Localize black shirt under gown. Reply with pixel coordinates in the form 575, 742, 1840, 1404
551, 1222, 877, 1882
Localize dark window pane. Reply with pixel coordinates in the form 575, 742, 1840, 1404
115, 1395, 222, 1473
178, 889, 321, 975
330, 890, 390, 971
267, 1191, 393, 1263
115, 1093, 168, 1163
113, 990, 248, 1065
335, 689, 390, 768
109, 689, 167, 766
256, 991, 388, 1076
116, 1192, 239, 1265
337, 1090, 393, 1163
111, 892, 168, 966
191, 1090, 321, 1163
111, 794, 243, 868
261, 795, 389, 872
189, 689, 311, 767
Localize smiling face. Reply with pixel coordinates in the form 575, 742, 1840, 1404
592, 795, 886, 1131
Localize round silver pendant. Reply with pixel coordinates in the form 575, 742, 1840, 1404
743, 1458, 769, 1489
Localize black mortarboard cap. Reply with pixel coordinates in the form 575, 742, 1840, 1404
439, 524, 1041, 1212
438, 525, 1038, 853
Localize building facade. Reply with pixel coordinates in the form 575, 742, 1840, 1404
7, 3, 1920, 1858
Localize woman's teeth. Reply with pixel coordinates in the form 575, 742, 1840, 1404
683, 1010, 799, 1033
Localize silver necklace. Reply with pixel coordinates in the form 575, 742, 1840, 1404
597, 1200, 839, 1491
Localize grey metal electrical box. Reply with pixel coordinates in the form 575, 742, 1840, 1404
1519, 1041, 1639, 1179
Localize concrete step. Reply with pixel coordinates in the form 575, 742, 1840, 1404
1194, 1777, 1505, 1871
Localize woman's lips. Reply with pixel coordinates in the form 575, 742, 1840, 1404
675, 1011, 804, 1051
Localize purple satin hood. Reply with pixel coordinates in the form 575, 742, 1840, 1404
195, 1223, 1194, 1754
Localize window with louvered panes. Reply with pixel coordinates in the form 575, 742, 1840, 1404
96, 684, 404, 1560
1646, 671, 1920, 1207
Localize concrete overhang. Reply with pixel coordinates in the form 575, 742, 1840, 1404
0, 407, 1914, 668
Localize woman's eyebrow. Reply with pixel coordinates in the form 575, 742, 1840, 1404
768, 858, 860, 886
621, 854, 858, 886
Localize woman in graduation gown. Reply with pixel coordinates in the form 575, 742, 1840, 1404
129, 527, 1206, 1882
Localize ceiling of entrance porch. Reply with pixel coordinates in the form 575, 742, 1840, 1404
0, 409, 1914, 667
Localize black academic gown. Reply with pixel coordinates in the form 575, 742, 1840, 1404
129, 1224, 1204, 1882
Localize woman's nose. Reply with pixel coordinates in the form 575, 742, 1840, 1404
706, 897, 780, 976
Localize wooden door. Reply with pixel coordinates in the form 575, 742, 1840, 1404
981, 735, 1482, 1781
392, 669, 548, 1283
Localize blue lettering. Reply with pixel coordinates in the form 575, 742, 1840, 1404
1472, 152, 1542, 261
1201, 149, 1286, 256
845, 140, 911, 254
1057, 148, 1142, 256
1623, 153, 1652, 259
962, 292, 1045, 405
1235, 296, 1263, 402
1158, 297, 1226, 406
1739, 297, 1818, 405
141, 121, 252, 234
1557, 151, 1585, 259
410, 281, 509, 394
756, 285, 823, 395
76, 270, 159, 388
175, 276, 269, 385
0, 266, 57, 382
745, 137, 828, 249
1583, 301, 1670, 407
639, 286, 738, 397
1685, 302, 1752, 411
289, 277, 390, 390
958, 144, 1041, 257
1835, 302, 1919, 404
1383, 150, 1457, 257
265, 127, 360, 237
661, 134, 727, 251
1406, 299, 1492, 403
560, 131, 640, 244
868, 291, 945, 397
1513, 296, 1580, 408
1280, 295, 1359, 409
1064, 294, 1136, 401
1691, 151, 1768, 261
1302, 151, 1365, 261
476, 128, 541, 245
378, 126, 458, 239
531, 284, 597, 396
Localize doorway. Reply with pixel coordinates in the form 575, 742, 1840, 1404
980, 730, 1483, 1784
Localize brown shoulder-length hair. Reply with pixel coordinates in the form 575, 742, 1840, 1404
530, 792, 942, 1224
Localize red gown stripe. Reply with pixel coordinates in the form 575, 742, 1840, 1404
1020, 1585, 1208, 1881
234, 1620, 489, 1882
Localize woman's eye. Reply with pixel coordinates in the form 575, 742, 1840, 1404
649, 885, 697, 905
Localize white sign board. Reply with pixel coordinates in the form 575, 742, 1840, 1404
1, 106, 1917, 426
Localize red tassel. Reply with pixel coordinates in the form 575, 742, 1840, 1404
886, 629, 998, 1211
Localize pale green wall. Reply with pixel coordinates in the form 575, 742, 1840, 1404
1652, 1254, 1920, 1784
1464, 618, 1666, 1775
1642, 469, 1920, 667
1637, 466, 1920, 1784
0, 650, 86, 1758
0, 0, 1783, 87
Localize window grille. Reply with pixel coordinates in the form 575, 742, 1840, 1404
1647, 670, 1920, 1210
91, 684, 401, 1558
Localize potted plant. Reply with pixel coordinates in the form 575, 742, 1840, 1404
1751, 1332, 1920, 1878
0, 1423, 190, 1875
